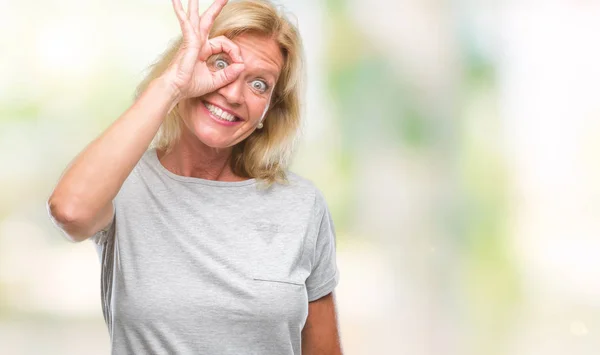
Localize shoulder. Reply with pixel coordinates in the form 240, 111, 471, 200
278, 171, 318, 194
283, 170, 316, 189
277, 171, 329, 212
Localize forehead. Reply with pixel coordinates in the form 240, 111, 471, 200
232, 33, 284, 78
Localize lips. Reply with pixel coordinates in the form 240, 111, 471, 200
202, 100, 243, 122
199, 100, 243, 127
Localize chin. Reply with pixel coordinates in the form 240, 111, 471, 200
181, 116, 244, 149
191, 124, 236, 148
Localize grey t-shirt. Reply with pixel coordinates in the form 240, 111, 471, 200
90, 148, 340, 355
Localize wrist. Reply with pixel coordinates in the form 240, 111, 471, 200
151, 76, 183, 110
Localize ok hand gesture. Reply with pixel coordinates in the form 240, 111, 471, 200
162, 0, 245, 102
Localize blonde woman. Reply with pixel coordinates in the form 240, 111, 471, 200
47, 0, 342, 353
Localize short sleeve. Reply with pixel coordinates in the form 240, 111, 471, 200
90, 201, 116, 246
305, 190, 341, 302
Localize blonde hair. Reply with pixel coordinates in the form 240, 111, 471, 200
135, 0, 305, 187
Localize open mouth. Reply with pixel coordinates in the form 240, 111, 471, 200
202, 101, 242, 122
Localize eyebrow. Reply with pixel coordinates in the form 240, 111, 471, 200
215, 52, 281, 83
249, 65, 279, 82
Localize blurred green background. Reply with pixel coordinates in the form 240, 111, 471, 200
2, 0, 600, 354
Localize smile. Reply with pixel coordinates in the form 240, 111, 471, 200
202, 101, 241, 123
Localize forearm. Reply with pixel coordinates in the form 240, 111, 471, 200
302, 293, 343, 355
48, 77, 179, 226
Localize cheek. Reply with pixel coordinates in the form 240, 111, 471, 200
182, 100, 206, 123
247, 98, 270, 122
178, 100, 192, 117
181, 105, 193, 126
177, 102, 202, 133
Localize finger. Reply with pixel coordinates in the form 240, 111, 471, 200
172, 0, 193, 37
188, 0, 199, 29
171, 0, 201, 78
208, 36, 243, 62
171, 0, 186, 23
211, 63, 245, 89
172, 0, 200, 48
198, 0, 228, 38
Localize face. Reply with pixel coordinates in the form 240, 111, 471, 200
179, 33, 284, 149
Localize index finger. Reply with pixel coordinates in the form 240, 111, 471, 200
198, 0, 228, 38
208, 36, 243, 62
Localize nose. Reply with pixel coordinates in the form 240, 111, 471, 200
216, 77, 245, 106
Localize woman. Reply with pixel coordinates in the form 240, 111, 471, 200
47, 0, 342, 354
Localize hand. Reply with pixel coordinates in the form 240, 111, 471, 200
161, 0, 245, 102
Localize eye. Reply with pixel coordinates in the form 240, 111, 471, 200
215, 58, 229, 70
251, 80, 268, 93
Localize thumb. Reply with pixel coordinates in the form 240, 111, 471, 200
211, 63, 245, 90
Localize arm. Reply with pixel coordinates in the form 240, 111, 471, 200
47, 78, 180, 242
302, 292, 343, 355
47, 0, 242, 243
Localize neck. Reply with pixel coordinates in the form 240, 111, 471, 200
157, 133, 245, 182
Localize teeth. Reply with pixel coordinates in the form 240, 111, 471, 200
204, 102, 237, 122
